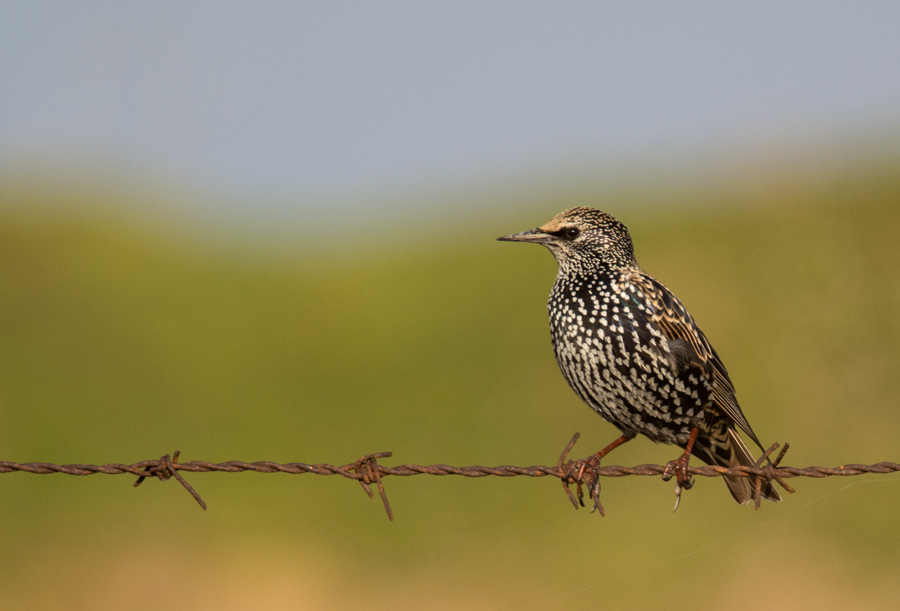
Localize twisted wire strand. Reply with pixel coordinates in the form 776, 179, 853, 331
2, 435, 897, 521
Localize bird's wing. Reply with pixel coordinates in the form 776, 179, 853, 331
624, 270, 761, 447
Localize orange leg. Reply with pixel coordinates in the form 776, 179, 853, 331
662, 426, 699, 511
577, 434, 632, 480
570, 434, 633, 514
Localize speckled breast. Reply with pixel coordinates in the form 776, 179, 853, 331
547, 273, 710, 445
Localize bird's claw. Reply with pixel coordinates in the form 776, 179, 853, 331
662, 454, 694, 512
564, 455, 605, 516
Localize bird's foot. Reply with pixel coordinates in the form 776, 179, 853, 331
557, 433, 632, 516
662, 452, 694, 512
563, 453, 605, 516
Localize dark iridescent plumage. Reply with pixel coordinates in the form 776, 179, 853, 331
499, 207, 780, 506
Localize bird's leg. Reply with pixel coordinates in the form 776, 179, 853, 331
570, 434, 631, 514
662, 426, 699, 512
576, 435, 631, 480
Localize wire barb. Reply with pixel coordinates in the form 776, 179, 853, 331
133, 451, 207, 510
749, 443, 794, 509
352, 452, 394, 521
557, 433, 582, 510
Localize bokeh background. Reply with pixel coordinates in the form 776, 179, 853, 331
2, 3, 900, 610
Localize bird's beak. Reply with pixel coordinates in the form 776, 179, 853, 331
497, 227, 554, 244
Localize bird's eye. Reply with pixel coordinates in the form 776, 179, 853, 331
564, 227, 580, 240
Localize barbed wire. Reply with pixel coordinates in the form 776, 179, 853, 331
2, 433, 898, 521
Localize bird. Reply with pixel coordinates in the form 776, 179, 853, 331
498, 207, 781, 508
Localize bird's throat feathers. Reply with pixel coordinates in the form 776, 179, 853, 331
537, 207, 639, 276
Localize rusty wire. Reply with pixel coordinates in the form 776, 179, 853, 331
2, 434, 898, 521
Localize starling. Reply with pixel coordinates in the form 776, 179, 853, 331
499, 207, 781, 507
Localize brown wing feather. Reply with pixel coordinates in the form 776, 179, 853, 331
625, 271, 762, 448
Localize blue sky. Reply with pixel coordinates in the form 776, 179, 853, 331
2, 2, 900, 207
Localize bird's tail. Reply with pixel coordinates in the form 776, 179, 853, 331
692, 427, 782, 506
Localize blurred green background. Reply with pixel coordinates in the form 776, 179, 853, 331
1, 151, 898, 610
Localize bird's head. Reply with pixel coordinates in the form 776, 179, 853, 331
498, 207, 638, 274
